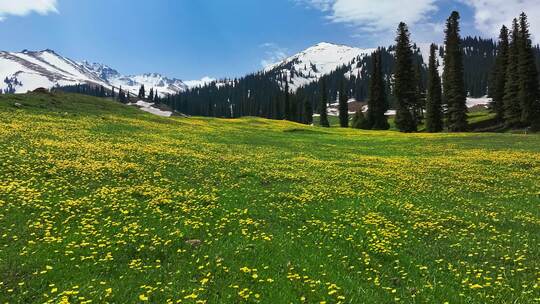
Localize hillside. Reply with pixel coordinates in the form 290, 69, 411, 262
0, 93, 539, 303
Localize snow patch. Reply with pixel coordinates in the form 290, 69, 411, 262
467, 96, 492, 108
129, 100, 172, 117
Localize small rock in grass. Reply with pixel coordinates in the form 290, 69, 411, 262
185, 239, 202, 247
14, 103, 22, 108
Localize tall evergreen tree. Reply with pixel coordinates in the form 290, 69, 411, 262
338, 76, 349, 127
304, 97, 313, 125
503, 19, 522, 127
394, 22, 418, 132
443, 11, 468, 132
284, 79, 291, 121
149, 88, 154, 101
138, 85, 146, 99
517, 12, 539, 127
414, 61, 426, 123
490, 25, 509, 121
367, 50, 389, 130
426, 44, 443, 132
319, 79, 330, 127
118, 87, 126, 103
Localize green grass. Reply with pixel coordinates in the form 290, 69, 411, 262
313, 108, 496, 131
1, 93, 539, 303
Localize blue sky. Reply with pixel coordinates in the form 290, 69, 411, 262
0, 0, 538, 80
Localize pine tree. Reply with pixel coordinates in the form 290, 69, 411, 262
491, 25, 509, 121
426, 44, 443, 132
284, 79, 291, 121
304, 97, 313, 125
111, 87, 116, 99
517, 12, 539, 127
414, 61, 426, 122
367, 50, 389, 130
149, 88, 154, 101
274, 95, 283, 120
338, 76, 349, 127
119, 87, 126, 103
394, 22, 418, 132
503, 19, 522, 127
138, 85, 146, 99
443, 11, 468, 132
319, 79, 330, 127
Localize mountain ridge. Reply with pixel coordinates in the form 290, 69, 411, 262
0, 49, 213, 96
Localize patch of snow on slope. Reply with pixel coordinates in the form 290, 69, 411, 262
467, 96, 492, 108
129, 100, 172, 117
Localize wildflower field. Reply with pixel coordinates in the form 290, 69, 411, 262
0, 93, 539, 303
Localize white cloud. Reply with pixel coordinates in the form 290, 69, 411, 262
461, 0, 540, 43
298, 0, 438, 34
0, 0, 58, 20
298, 0, 540, 44
259, 43, 288, 68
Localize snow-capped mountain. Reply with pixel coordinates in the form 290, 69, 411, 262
0, 49, 209, 96
0, 49, 110, 93
265, 42, 377, 91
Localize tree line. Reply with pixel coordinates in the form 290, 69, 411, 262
489, 13, 540, 130
54, 11, 540, 133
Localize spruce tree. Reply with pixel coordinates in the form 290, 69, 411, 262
426, 44, 443, 132
338, 76, 349, 127
149, 88, 154, 101
443, 11, 468, 132
491, 25, 509, 121
138, 85, 146, 99
119, 87, 126, 103
394, 22, 418, 132
414, 61, 426, 123
304, 97, 313, 125
503, 19, 522, 127
284, 78, 291, 121
517, 13, 539, 127
319, 79, 330, 127
367, 50, 389, 130
274, 95, 283, 120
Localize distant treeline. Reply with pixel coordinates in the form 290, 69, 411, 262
168, 37, 539, 121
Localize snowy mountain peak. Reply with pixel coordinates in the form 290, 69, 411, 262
265, 42, 377, 91
0, 48, 211, 96
81, 61, 121, 80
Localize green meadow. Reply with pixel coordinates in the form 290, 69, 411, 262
0, 93, 539, 303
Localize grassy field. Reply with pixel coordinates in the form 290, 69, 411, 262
0, 93, 539, 303
312, 108, 497, 131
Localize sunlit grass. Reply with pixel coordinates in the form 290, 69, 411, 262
0, 93, 539, 303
